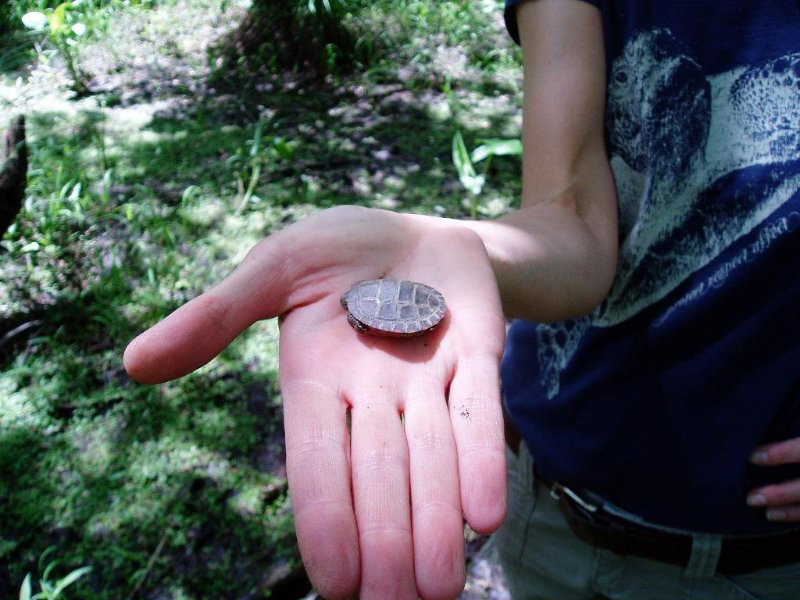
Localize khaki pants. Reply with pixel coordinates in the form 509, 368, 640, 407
493, 443, 800, 600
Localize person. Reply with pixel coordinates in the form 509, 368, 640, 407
123, 0, 800, 598
494, 0, 800, 598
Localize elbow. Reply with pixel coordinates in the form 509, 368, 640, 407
534, 211, 619, 323
562, 212, 619, 320
535, 266, 616, 323
493, 189, 619, 322
568, 182, 619, 318
571, 242, 618, 318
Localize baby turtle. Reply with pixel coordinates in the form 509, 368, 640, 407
340, 279, 446, 337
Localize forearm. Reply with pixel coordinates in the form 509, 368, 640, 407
401, 139, 617, 323
461, 169, 618, 322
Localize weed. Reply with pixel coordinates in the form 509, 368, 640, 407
21, 2, 91, 94
452, 130, 521, 218
18, 548, 91, 600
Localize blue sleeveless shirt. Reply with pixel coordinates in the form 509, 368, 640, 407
503, 0, 800, 534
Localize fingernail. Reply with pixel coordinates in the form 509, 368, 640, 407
750, 451, 770, 464
747, 494, 767, 507
767, 509, 786, 521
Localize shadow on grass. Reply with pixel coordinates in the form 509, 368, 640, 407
0, 422, 304, 598
0, 322, 299, 598
0, 31, 34, 74
0, 263, 299, 597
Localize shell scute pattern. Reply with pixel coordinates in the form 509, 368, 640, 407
341, 279, 446, 337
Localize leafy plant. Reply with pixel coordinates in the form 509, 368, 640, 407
452, 130, 484, 218
21, 1, 90, 94
18, 548, 91, 600
452, 131, 522, 219
233, 119, 299, 214
470, 138, 523, 165
235, 118, 267, 214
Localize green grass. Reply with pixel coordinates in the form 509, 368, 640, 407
0, 1, 522, 597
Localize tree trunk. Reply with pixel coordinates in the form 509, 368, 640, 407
0, 115, 27, 239
226, 0, 359, 76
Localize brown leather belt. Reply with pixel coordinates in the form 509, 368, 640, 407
504, 417, 800, 575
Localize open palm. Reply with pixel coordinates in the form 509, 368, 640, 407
124, 206, 507, 599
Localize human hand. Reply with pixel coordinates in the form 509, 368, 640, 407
747, 437, 800, 522
123, 206, 507, 599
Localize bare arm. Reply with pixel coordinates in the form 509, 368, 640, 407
466, 0, 617, 321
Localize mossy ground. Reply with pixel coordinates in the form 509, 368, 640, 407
0, 1, 521, 597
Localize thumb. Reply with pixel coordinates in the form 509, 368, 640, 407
124, 239, 291, 384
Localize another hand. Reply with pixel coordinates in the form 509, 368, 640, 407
123, 205, 508, 599
747, 437, 800, 522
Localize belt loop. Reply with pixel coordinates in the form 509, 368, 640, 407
684, 533, 722, 578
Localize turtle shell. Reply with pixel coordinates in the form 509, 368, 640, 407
340, 279, 446, 337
